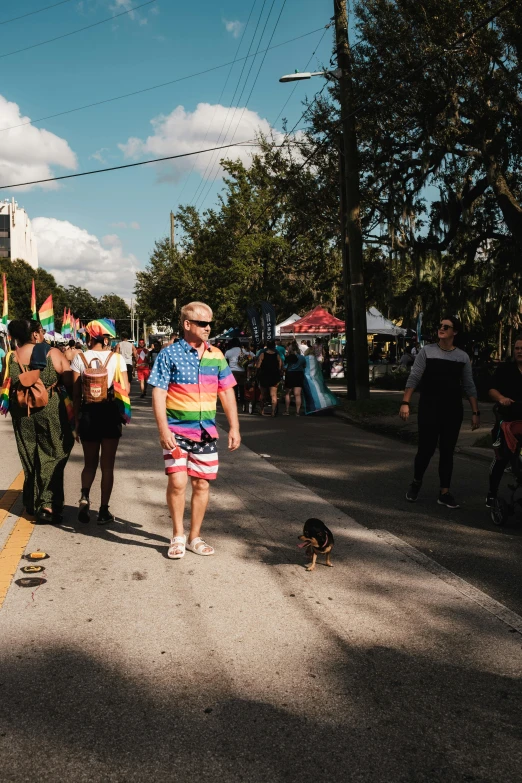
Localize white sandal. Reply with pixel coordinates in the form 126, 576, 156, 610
168, 535, 186, 559
186, 537, 215, 556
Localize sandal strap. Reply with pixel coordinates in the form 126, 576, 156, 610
188, 537, 214, 553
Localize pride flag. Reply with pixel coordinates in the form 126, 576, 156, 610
1, 274, 7, 326
62, 307, 72, 339
113, 362, 131, 424
31, 279, 37, 320
39, 294, 55, 334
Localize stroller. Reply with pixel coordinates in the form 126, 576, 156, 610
490, 405, 522, 526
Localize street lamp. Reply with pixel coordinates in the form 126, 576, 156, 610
279, 69, 341, 83
277, 5, 369, 401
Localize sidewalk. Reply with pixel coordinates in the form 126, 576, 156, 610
0, 411, 521, 781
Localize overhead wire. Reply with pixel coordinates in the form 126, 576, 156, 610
0, 0, 74, 25
0, 25, 328, 133
196, 0, 289, 211
0, 0, 157, 61
234, 0, 519, 239
1, 0, 510, 195
175, 0, 258, 206
0, 141, 259, 191
188, 0, 270, 207
271, 24, 329, 128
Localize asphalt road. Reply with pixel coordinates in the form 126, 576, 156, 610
1, 393, 521, 782
219, 406, 522, 616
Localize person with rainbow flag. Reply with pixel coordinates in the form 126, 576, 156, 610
0, 318, 74, 524
71, 319, 130, 524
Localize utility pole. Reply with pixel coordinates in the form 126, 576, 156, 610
338, 140, 356, 399
170, 211, 175, 248
334, 0, 370, 399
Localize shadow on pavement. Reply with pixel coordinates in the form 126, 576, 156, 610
1, 642, 520, 782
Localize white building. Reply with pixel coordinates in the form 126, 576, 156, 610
0, 198, 38, 269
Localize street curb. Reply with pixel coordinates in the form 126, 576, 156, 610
334, 408, 493, 463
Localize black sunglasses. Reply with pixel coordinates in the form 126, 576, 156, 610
188, 319, 213, 328
438, 323, 453, 331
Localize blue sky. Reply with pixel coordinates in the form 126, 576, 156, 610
1, 0, 334, 299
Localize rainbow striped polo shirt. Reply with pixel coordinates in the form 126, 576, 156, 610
148, 339, 236, 442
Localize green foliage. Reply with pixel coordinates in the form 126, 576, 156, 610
1, 258, 130, 336
136, 144, 343, 332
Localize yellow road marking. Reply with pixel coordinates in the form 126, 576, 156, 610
0, 512, 35, 609
0, 471, 24, 530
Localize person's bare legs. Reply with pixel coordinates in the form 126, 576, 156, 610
188, 477, 212, 552
284, 390, 291, 413
99, 437, 119, 505
167, 472, 188, 546
270, 385, 278, 415
81, 441, 101, 492
294, 387, 302, 415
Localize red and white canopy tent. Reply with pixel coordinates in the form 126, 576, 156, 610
279, 306, 345, 336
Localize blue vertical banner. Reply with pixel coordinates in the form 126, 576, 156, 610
416, 312, 423, 345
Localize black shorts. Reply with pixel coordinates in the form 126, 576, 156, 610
284, 371, 304, 389
79, 401, 123, 442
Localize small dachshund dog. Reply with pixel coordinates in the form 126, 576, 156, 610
298, 518, 334, 571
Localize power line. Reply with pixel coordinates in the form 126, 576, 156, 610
189, 0, 270, 207
0, 0, 74, 25
0, 0, 157, 61
271, 25, 330, 127
0, 141, 260, 190
236, 0, 519, 241
175, 0, 258, 206
196, 0, 288, 210
0, 25, 327, 133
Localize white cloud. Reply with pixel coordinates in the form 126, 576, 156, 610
223, 19, 244, 38
32, 217, 139, 300
129, 221, 141, 230
118, 103, 285, 183
0, 95, 77, 191
90, 148, 109, 163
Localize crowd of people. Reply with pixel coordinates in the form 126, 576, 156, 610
1, 306, 521, 555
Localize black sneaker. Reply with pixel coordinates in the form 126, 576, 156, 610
78, 496, 90, 523
486, 493, 496, 509
97, 506, 115, 525
406, 481, 421, 502
437, 492, 460, 509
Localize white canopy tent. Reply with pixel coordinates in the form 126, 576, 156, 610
366, 307, 407, 336
275, 313, 301, 336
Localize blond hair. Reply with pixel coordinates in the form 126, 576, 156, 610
180, 301, 213, 325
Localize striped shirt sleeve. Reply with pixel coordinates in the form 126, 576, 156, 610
217, 354, 236, 391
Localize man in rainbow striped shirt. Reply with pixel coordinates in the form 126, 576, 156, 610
149, 301, 240, 560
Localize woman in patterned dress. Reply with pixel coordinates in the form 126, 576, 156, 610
4, 319, 74, 524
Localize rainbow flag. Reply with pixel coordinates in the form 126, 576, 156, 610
31, 279, 37, 320
0, 351, 12, 415
62, 307, 72, 339
39, 294, 54, 334
113, 362, 131, 424
1, 274, 7, 326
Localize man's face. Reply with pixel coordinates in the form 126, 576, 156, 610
138, 339, 145, 348
515, 342, 522, 363
183, 310, 213, 343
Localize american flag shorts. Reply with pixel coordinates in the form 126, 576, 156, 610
163, 433, 219, 480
